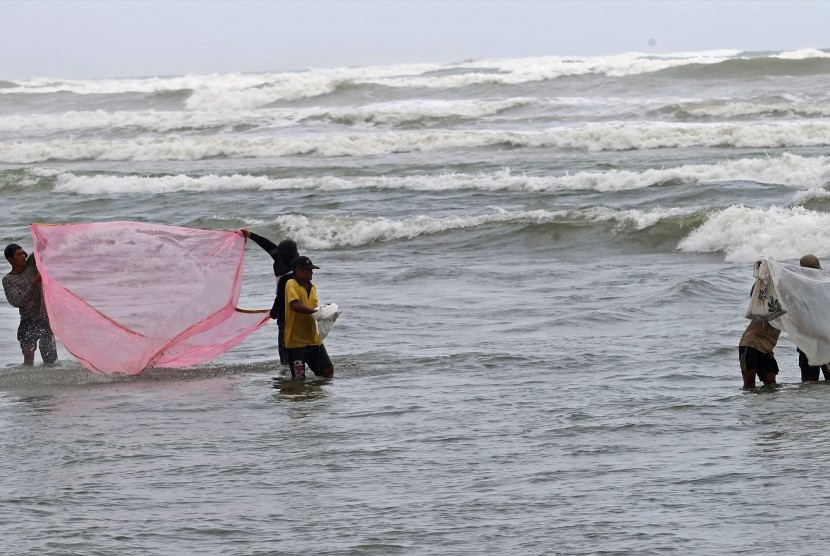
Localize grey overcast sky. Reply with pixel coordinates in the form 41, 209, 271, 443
2, 0, 829, 80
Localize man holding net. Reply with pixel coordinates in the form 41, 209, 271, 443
3, 243, 57, 365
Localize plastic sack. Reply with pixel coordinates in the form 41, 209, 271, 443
312, 303, 342, 341
745, 259, 786, 321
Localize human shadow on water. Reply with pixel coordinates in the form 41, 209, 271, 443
271, 376, 330, 401
743, 383, 784, 394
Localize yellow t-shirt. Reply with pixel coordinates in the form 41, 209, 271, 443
283, 279, 321, 348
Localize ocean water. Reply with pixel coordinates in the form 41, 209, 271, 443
3, 48, 830, 554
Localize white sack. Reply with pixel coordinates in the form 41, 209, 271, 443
312, 303, 342, 341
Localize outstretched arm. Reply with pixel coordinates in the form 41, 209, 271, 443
240, 229, 280, 261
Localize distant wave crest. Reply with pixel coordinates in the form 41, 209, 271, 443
0, 98, 536, 134
7, 123, 830, 163
262, 207, 698, 249
37, 153, 830, 195
268, 204, 830, 258
5, 49, 829, 109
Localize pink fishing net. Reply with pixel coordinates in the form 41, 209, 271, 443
31, 221, 271, 374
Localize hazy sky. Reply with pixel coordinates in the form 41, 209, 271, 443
3, 0, 830, 80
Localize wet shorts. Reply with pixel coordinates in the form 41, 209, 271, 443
798, 348, 828, 381
739, 346, 779, 379
17, 318, 53, 346
285, 344, 333, 380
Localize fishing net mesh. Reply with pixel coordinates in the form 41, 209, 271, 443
32, 221, 270, 374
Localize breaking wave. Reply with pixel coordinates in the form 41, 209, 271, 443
3, 49, 828, 109
40, 153, 830, 195
7, 122, 830, 163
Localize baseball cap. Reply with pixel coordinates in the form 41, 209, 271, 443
291, 256, 319, 269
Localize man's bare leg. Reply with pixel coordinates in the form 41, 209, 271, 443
22, 343, 36, 365
742, 369, 756, 389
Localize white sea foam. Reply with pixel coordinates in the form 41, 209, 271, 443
678, 205, 830, 262
189, 51, 741, 107
539, 121, 830, 152
53, 173, 276, 194
2, 50, 742, 108
0, 109, 279, 133
2, 72, 280, 95
773, 49, 830, 60
675, 101, 830, 119
0, 63, 439, 103
9, 96, 825, 136
6, 122, 830, 163
792, 188, 830, 204
0, 98, 535, 134
43, 153, 830, 195
300, 98, 536, 125
548, 153, 830, 193
415, 50, 740, 84
270, 207, 693, 249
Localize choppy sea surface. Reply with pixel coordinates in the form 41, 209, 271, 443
4, 49, 830, 554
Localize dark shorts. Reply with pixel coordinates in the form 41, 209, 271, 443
739, 346, 779, 379
798, 348, 828, 381
17, 318, 53, 346
17, 317, 58, 363
285, 344, 333, 380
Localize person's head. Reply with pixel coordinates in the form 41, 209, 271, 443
277, 239, 298, 260
800, 254, 822, 270
291, 255, 319, 281
4, 243, 26, 270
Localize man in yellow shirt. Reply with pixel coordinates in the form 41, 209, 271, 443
284, 256, 334, 381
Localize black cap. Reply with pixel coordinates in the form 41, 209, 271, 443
291, 256, 319, 269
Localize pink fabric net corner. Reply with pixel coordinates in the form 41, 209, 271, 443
31, 221, 271, 375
